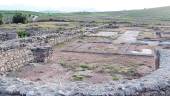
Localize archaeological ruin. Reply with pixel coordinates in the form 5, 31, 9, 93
0, 22, 170, 96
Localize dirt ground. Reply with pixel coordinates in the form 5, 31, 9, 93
6, 34, 155, 84
6, 48, 154, 84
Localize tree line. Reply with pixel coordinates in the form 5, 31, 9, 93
0, 13, 28, 25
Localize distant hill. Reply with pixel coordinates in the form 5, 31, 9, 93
40, 10, 64, 13
61, 6, 170, 23
1, 6, 170, 23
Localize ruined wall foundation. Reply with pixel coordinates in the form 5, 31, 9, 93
0, 49, 170, 96
0, 29, 87, 74
0, 25, 169, 96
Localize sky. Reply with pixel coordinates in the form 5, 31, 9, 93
0, 0, 170, 12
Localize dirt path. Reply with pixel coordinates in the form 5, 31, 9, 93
114, 31, 139, 44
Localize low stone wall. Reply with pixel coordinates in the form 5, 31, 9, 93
41, 32, 84, 46
0, 32, 18, 42
1, 25, 168, 95
0, 29, 86, 74
0, 40, 33, 74
0, 22, 108, 75
0, 49, 170, 96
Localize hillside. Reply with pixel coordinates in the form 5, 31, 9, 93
1, 6, 170, 23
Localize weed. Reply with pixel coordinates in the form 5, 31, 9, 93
59, 61, 67, 67
112, 75, 119, 81
17, 30, 29, 38
80, 64, 89, 69
79, 64, 93, 71
72, 75, 84, 81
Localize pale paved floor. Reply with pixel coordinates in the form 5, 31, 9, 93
114, 31, 139, 44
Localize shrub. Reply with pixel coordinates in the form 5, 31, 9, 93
0, 13, 3, 25
72, 75, 84, 81
17, 30, 29, 38
59, 61, 67, 67
80, 64, 89, 69
79, 64, 91, 71
112, 75, 119, 81
12, 13, 28, 24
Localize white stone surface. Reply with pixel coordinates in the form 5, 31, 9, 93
114, 31, 139, 44
88, 32, 117, 37
131, 49, 152, 55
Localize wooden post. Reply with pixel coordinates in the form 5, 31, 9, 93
154, 49, 160, 69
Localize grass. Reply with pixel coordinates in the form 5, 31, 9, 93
101, 64, 139, 77
138, 31, 155, 40
0, 21, 79, 32
2, 6, 170, 24
112, 75, 120, 81
80, 64, 90, 69
17, 30, 29, 38
72, 75, 84, 81
118, 67, 137, 76
59, 60, 67, 68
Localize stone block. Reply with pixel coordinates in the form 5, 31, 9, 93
31, 45, 52, 63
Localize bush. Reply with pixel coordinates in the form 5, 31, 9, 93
17, 30, 29, 38
80, 64, 89, 69
12, 13, 28, 24
112, 75, 119, 81
72, 75, 84, 81
0, 13, 3, 25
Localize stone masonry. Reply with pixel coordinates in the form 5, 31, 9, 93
31, 46, 52, 63
0, 49, 170, 96
0, 32, 18, 42
0, 27, 88, 74
1, 24, 168, 96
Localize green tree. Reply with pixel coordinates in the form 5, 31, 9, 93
0, 13, 3, 25
12, 13, 28, 24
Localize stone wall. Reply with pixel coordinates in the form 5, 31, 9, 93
0, 32, 18, 42
0, 41, 34, 74
0, 23, 107, 74
2, 24, 166, 95
31, 46, 52, 63
0, 49, 170, 96
0, 29, 87, 74
0, 23, 111, 75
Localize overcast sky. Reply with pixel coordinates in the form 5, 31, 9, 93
0, 0, 170, 12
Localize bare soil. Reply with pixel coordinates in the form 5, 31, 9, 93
7, 35, 155, 84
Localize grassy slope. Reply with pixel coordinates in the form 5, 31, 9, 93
64, 6, 170, 23
1, 6, 170, 23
